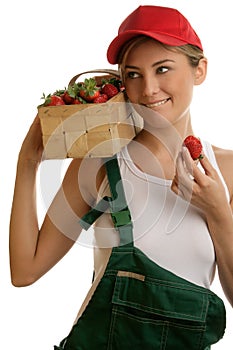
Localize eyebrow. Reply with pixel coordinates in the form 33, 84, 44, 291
125, 59, 175, 70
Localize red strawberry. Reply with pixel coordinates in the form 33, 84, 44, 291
79, 78, 100, 102
62, 91, 75, 104
72, 97, 86, 104
72, 98, 82, 104
101, 83, 118, 99
183, 135, 203, 160
93, 93, 108, 103
42, 94, 65, 106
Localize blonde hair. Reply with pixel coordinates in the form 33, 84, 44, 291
118, 36, 205, 82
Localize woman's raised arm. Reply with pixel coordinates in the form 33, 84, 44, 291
9, 116, 95, 286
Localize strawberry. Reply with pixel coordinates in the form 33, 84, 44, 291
62, 91, 75, 104
93, 94, 108, 103
73, 97, 87, 104
183, 135, 203, 160
72, 98, 82, 104
101, 77, 122, 90
41, 93, 65, 106
61, 83, 82, 104
79, 78, 100, 102
101, 83, 119, 99
39, 76, 121, 108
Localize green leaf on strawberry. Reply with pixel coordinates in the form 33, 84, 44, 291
79, 78, 100, 102
38, 93, 65, 107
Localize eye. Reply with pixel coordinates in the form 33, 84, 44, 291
156, 66, 169, 74
125, 71, 140, 79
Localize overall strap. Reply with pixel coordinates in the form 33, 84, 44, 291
79, 155, 134, 247
105, 155, 133, 246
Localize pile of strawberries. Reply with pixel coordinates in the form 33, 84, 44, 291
40, 76, 123, 107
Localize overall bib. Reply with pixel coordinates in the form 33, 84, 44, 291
54, 155, 226, 350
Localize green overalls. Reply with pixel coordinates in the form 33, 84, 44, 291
55, 155, 226, 350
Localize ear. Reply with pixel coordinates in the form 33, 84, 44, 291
194, 58, 208, 85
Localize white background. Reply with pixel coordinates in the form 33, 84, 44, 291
1, 0, 232, 349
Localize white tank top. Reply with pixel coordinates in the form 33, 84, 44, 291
93, 141, 230, 289
75, 141, 229, 322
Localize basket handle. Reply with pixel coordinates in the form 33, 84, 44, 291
68, 69, 120, 87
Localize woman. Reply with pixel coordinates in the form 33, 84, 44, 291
10, 5, 233, 349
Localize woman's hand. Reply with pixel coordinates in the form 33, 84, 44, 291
19, 114, 44, 164
171, 146, 229, 216
172, 147, 233, 305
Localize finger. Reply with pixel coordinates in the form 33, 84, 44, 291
182, 147, 212, 184
198, 154, 215, 176
190, 154, 217, 186
182, 146, 194, 175
172, 153, 195, 201
171, 175, 194, 202
171, 177, 184, 197
176, 151, 194, 184
171, 179, 180, 195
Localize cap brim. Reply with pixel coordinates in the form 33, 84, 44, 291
107, 30, 188, 64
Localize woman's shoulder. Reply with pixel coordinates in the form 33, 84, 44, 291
212, 144, 233, 198
69, 156, 105, 170
66, 157, 107, 194
60, 157, 107, 218
212, 144, 233, 163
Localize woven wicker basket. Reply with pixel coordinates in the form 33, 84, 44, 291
38, 69, 143, 159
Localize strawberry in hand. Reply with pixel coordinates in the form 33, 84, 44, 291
183, 135, 203, 160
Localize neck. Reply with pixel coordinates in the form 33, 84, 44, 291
128, 112, 195, 180
136, 112, 194, 158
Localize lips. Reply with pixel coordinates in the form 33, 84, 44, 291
144, 97, 171, 108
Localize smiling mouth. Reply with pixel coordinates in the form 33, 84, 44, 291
145, 98, 171, 108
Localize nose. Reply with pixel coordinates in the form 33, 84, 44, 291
142, 76, 160, 97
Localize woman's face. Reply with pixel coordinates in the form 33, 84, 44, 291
123, 39, 204, 127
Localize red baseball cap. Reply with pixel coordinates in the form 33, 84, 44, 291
107, 5, 203, 64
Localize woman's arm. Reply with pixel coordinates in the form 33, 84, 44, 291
171, 146, 233, 306
9, 116, 98, 287
207, 147, 233, 306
